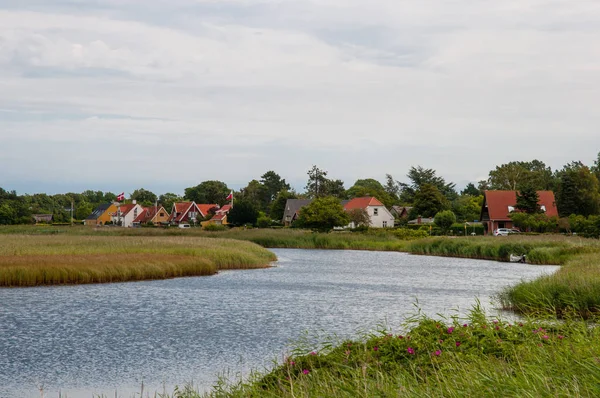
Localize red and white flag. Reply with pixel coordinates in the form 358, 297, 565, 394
116, 192, 125, 202
226, 191, 233, 201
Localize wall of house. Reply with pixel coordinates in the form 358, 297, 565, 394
97, 204, 118, 225
152, 209, 170, 224
368, 205, 395, 228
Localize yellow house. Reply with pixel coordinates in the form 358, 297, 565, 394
133, 206, 171, 226
84, 203, 118, 226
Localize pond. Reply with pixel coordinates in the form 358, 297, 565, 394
0, 249, 559, 397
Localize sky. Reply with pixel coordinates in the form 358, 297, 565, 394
1, 0, 599, 196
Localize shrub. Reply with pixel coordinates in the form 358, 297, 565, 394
203, 223, 227, 231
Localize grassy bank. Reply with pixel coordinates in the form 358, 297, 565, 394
0, 235, 276, 287
166, 306, 600, 397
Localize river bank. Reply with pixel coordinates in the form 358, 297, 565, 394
0, 235, 276, 287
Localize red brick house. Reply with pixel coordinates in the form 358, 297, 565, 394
480, 190, 558, 234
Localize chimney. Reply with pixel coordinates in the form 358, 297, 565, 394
132, 200, 137, 205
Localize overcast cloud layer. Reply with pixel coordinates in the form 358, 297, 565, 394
1, 0, 599, 194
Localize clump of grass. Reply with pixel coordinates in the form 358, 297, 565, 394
166, 306, 600, 397
0, 235, 276, 287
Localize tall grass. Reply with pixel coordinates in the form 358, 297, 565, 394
0, 235, 276, 287
163, 306, 600, 397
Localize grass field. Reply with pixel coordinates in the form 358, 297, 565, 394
0, 235, 276, 287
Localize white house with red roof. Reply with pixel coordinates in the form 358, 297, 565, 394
344, 196, 395, 228
169, 202, 218, 225
112, 201, 144, 227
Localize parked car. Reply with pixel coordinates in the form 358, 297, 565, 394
493, 228, 520, 236
178, 224, 191, 229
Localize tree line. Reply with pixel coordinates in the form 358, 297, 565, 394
1, 153, 600, 228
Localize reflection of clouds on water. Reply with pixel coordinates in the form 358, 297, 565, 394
0, 249, 558, 398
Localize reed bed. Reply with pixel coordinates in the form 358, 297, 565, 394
0, 235, 276, 287
167, 306, 600, 397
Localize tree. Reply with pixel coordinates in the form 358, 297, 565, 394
346, 179, 395, 208
184, 181, 230, 205
486, 160, 556, 191
131, 188, 157, 207
434, 210, 456, 234
305, 166, 329, 198
270, 190, 298, 222
347, 208, 371, 228
461, 183, 481, 197
227, 199, 259, 226
240, 179, 268, 211
556, 162, 600, 217
384, 174, 401, 201
75, 202, 94, 220
399, 166, 457, 203
159, 193, 182, 212
323, 179, 346, 199
452, 194, 483, 222
411, 184, 450, 218
295, 196, 350, 232
592, 152, 600, 183
515, 186, 541, 214
260, 171, 291, 202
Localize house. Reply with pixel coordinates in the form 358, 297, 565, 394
282, 199, 313, 226
391, 206, 412, 218
132, 206, 171, 226
202, 204, 230, 226
480, 190, 558, 234
344, 196, 395, 228
408, 216, 435, 225
169, 202, 217, 225
84, 203, 118, 226
32, 214, 53, 224
197, 204, 220, 219
112, 201, 144, 227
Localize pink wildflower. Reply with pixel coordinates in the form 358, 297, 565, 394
373, 346, 379, 351
302, 369, 310, 375
433, 350, 441, 356
493, 320, 499, 324
407, 347, 415, 355
439, 340, 444, 344
310, 351, 317, 356
398, 335, 404, 339
289, 361, 295, 366
447, 327, 454, 334
463, 324, 468, 328
542, 335, 549, 340
558, 335, 564, 340
456, 342, 461, 347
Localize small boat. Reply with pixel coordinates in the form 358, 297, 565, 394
509, 254, 526, 263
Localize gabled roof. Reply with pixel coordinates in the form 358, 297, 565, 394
134, 206, 170, 224
216, 204, 231, 214
197, 204, 218, 217
170, 202, 199, 222
118, 204, 137, 216
211, 213, 227, 221
282, 199, 312, 222
344, 196, 384, 210
482, 190, 558, 220
86, 203, 111, 220
133, 208, 149, 224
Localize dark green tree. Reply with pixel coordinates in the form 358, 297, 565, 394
159, 193, 182, 212
260, 171, 291, 202
227, 199, 259, 226
131, 188, 157, 207
515, 186, 541, 214
295, 196, 350, 232
461, 183, 481, 197
399, 166, 457, 203
411, 184, 450, 218
384, 174, 401, 202
305, 165, 329, 198
184, 181, 230, 205
323, 179, 346, 199
240, 179, 268, 211
434, 210, 457, 234
75, 202, 94, 220
487, 160, 556, 191
556, 162, 600, 217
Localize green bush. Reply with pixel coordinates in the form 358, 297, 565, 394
203, 223, 227, 231
256, 216, 271, 228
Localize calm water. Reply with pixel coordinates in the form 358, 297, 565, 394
0, 249, 558, 397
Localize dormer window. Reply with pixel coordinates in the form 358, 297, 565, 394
540, 205, 546, 212
508, 206, 515, 213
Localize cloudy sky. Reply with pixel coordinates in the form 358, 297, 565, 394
1, 0, 599, 195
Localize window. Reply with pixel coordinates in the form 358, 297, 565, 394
160, 212, 165, 217
508, 206, 515, 212
540, 205, 546, 212
383, 221, 387, 228
374, 208, 379, 216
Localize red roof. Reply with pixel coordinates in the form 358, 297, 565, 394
133, 208, 149, 223
197, 204, 218, 217
134, 206, 169, 224
211, 214, 226, 221
170, 202, 201, 222
344, 196, 384, 210
217, 204, 231, 214
118, 204, 136, 216
483, 190, 558, 220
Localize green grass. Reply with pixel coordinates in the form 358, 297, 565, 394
163, 305, 600, 397
0, 235, 276, 287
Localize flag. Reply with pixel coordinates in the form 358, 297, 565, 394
116, 192, 125, 202
226, 191, 233, 201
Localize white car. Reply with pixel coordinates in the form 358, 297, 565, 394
493, 228, 520, 236
178, 224, 191, 229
